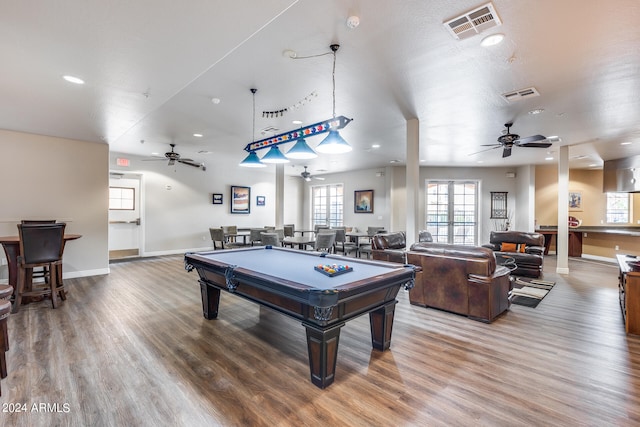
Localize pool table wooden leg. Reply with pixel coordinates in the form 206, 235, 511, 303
304, 322, 344, 389
200, 280, 221, 320
369, 300, 398, 351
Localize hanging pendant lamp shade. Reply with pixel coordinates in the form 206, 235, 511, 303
239, 151, 266, 167
315, 130, 352, 154
285, 138, 317, 159
261, 145, 290, 163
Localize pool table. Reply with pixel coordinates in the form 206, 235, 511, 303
184, 246, 416, 388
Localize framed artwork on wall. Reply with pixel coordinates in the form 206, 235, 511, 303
231, 186, 250, 214
256, 196, 265, 206
212, 193, 223, 205
569, 191, 582, 211
354, 190, 374, 213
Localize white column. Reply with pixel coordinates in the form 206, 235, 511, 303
406, 118, 420, 247
557, 145, 569, 274
275, 164, 284, 228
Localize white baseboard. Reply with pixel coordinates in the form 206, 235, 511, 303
64, 268, 110, 279
142, 246, 213, 258
578, 254, 617, 263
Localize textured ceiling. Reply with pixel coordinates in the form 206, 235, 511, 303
2, 0, 640, 176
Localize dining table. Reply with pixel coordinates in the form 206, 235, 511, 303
282, 235, 315, 250
0, 234, 82, 298
224, 231, 250, 245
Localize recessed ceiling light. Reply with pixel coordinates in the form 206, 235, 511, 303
193, 133, 203, 138
151, 152, 160, 156
389, 159, 400, 164
476, 160, 484, 164
292, 120, 303, 125
621, 142, 632, 145
528, 108, 545, 115
480, 33, 504, 47
547, 136, 561, 142
211, 97, 221, 104
63, 75, 85, 85
545, 156, 554, 161
371, 144, 380, 149
589, 163, 598, 167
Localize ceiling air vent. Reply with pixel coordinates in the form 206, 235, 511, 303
443, 2, 502, 40
501, 87, 541, 102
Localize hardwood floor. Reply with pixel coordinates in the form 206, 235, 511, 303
1, 255, 639, 426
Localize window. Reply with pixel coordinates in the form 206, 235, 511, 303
426, 180, 478, 245
109, 187, 135, 210
606, 192, 629, 223
312, 184, 343, 227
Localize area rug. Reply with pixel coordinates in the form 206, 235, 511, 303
510, 277, 556, 308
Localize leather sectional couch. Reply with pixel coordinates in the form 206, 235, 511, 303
482, 231, 545, 278
406, 242, 512, 323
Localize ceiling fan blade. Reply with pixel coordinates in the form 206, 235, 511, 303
518, 142, 553, 148
468, 145, 501, 156
178, 159, 204, 169
515, 134, 546, 144
502, 147, 512, 158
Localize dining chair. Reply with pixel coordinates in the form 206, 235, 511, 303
314, 230, 336, 253
13, 222, 67, 313
210, 228, 242, 250
334, 228, 358, 257
222, 225, 238, 243
249, 228, 266, 246
359, 227, 387, 258
260, 232, 281, 247
283, 225, 294, 237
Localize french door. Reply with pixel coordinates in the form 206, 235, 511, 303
426, 180, 478, 245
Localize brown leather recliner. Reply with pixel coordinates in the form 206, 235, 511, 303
482, 231, 545, 278
372, 232, 406, 263
406, 242, 512, 323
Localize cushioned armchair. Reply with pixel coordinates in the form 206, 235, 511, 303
482, 231, 545, 278
407, 243, 512, 323
372, 232, 406, 263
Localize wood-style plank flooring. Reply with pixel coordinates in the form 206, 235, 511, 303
1, 255, 639, 426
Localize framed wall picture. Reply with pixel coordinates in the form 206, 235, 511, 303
354, 189, 374, 213
212, 193, 223, 205
569, 191, 582, 211
231, 186, 250, 214
256, 196, 265, 206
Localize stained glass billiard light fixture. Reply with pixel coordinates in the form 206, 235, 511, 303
239, 44, 352, 167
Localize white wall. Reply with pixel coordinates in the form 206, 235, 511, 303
109, 151, 303, 255
0, 129, 109, 281
299, 167, 388, 232
314, 165, 530, 245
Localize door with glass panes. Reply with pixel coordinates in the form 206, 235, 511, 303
425, 180, 478, 245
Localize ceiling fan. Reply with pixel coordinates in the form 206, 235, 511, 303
143, 144, 206, 171
300, 166, 325, 182
471, 123, 552, 158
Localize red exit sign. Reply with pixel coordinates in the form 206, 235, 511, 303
116, 158, 130, 167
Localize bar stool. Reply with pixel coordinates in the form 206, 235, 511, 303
13, 223, 67, 313
0, 298, 11, 392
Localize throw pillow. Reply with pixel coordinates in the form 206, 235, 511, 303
500, 242, 527, 253
500, 242, 517, 252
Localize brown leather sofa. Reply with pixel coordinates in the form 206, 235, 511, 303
406, 242, 512, 323
372, 231, 406, 263
482, 231, 545, 278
